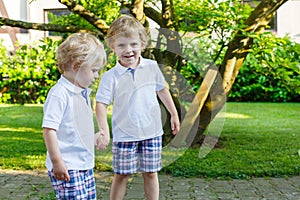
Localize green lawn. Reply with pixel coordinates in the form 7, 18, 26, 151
161, 103, 300, 178
0, 103, 299, 179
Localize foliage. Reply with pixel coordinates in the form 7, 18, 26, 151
0, 40, 10, 102
0, 34, 299, 103
0, 38, 60, 104
156, 0, 253, 93
77, 0, 120, 22
1, 103, 299, 179
174, 0, 252, 62
178, 31, 300, 102
48, 0, 252, 81
0, 37, 118, 104
48, 0, 120, 33
229, 32, 300, 102
174, 0, 252, 34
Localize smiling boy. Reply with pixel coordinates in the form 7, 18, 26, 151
95, 15, 180, 200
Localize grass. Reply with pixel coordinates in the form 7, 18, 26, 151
0, 103, 299, 179
161, 103, 300, 179
0, 104, 46, 170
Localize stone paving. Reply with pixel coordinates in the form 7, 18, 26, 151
0, 169, 300, 200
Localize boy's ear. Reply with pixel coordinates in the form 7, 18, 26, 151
72, 62, 81, 72
111, 46, 115, 52
110, 43, 116, 52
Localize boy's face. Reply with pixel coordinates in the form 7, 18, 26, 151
112, 32, 142, 68
75, 64, 102, 88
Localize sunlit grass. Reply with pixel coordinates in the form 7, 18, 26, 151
162, 103, 300, 178
0, 127, 41, 133
225, 112, 252, 119
1, 103, 300, 179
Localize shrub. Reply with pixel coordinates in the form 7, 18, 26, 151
229, 33, 300, 102
0, 32, 299, 103
0, 38, 60, 104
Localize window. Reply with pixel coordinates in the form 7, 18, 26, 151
44, 8, 70, 37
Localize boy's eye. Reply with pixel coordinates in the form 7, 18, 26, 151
132, 43, 140, 48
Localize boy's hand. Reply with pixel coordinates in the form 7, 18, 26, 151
171, 115, 180, 135
95, 130, 110, 150
52, 160, 70, 181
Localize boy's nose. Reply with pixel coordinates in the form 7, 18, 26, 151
124, 44, 133, 52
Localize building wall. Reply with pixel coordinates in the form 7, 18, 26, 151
27, 0, 66, 40
276, 0, 300, 43
0, 0, 65, 50
0, 0, 27, 49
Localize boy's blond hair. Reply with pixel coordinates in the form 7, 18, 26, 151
56, 33, 106, 73
105, 15, 149, 50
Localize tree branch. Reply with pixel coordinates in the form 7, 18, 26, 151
58, 0, 109, 33
118, 0, 163, 26
144, 4, 163, 26
131, 0, 145, 22
161, 0, 177, 30
0, 17, 86, 33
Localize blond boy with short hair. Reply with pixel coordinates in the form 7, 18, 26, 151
95, 15, 180, 200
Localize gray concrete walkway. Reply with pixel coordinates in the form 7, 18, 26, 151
0, 169, 300, 200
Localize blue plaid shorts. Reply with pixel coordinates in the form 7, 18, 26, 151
48, 169, 96, 200
112, 136, 162, 174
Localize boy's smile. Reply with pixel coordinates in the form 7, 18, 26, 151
112, 32, 142, 69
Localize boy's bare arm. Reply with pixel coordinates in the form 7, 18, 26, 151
95, 102, 110, 150
43, 128, 70, 181
157, 88, 180, 135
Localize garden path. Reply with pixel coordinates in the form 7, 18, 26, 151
0, 169, 300, 199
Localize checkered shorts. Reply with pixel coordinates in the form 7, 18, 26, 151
48, 169, 96, 200
112, 136, 162, 175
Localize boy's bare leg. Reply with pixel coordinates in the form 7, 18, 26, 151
142, 172, 159, 200
110, 174, 131, 200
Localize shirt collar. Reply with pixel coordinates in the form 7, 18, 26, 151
59, 75, 91, 95
115, 56, 145, 76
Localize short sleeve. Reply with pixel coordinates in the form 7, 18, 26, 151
96, 72, 114, 105
42, 94, 66, 130
154, 62, 167, 91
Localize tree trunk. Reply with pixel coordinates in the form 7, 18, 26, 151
190, 0, 289, 146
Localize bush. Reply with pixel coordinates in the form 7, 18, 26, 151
0, 38, 60, 104
0, 32, 299, 104
229, 33, 300, 102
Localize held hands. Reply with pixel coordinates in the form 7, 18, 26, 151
95, 129, 110, 150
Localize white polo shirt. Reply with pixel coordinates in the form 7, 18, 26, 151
42, 76, 94, 171
96, 57, 166, 142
